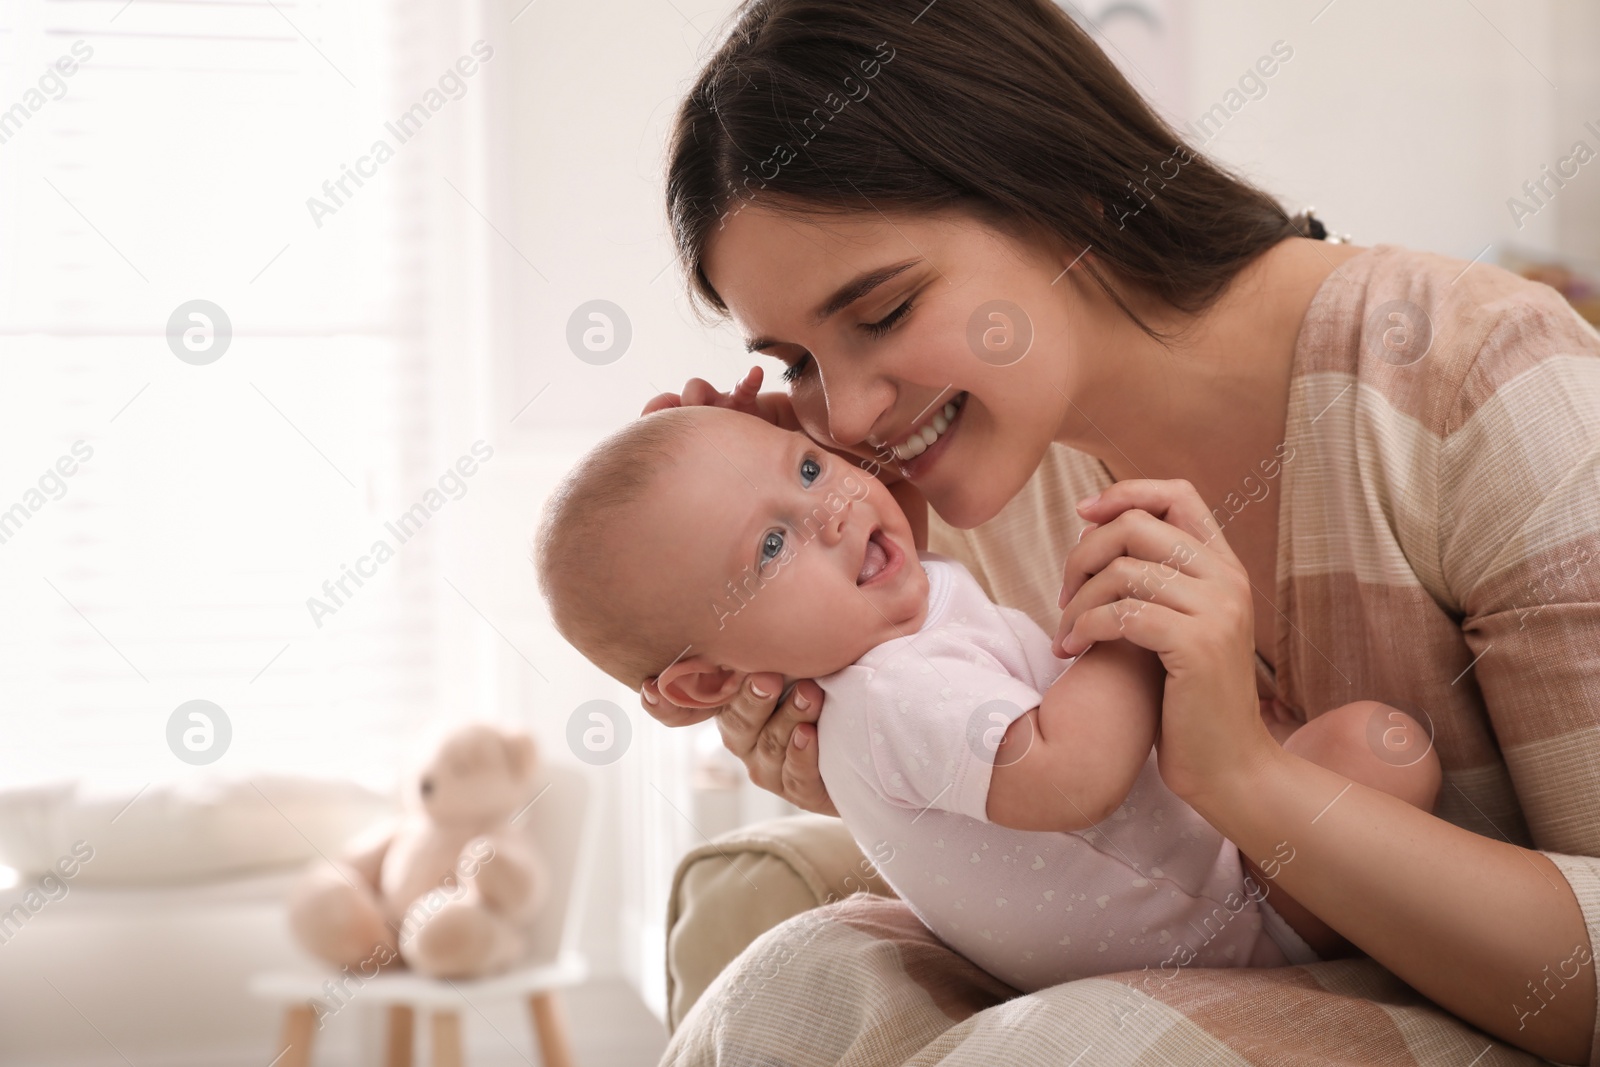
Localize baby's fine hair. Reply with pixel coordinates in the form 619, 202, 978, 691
533, 406, 706, 690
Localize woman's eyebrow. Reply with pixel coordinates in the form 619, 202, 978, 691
743, 258, 921, 353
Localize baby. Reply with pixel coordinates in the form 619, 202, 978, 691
534, 404, 1441, 992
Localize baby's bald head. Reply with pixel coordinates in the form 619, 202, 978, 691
536, 404, 925, 700
533, 407, 704, 689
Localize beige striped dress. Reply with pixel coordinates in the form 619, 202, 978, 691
926, 242, 1600, 1062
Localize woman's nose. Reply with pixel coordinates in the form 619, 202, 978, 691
817, 371, 894, 451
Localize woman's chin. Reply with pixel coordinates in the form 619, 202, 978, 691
914, 417, 1043, 531
922, 479, 1015, 531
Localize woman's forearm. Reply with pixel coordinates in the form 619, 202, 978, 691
1197, 746, 1595, 1064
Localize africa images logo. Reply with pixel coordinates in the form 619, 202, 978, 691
304, 41, 494, 229
305, 442, 493, 628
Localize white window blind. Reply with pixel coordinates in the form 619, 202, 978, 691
0, 0, 480, 790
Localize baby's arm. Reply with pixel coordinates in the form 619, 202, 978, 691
985, 638, 1164, 831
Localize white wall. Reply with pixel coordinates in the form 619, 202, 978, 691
1183, 0, 1599, 267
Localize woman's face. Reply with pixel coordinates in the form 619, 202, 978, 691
702, 204, 1094, 529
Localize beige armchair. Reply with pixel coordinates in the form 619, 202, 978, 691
664, 814, 894, 1031
662, 815, 1558, 1067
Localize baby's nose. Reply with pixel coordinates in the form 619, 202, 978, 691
820, 497, 851, 545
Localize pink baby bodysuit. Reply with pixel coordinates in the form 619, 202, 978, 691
815, 551, 1312, 993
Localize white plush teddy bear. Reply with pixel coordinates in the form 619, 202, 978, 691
287, 723, 548, 979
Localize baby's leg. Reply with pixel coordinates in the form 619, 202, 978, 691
1240, 700, 1442, 960
1280, 700, 1442, 812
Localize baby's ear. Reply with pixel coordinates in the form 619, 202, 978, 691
658, 656, 744, 710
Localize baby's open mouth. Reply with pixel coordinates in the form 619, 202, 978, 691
857, 528, 893, 585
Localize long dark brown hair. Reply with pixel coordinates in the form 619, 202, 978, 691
665, 0, 1315, 341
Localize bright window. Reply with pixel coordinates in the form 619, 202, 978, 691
0, 0, 483, 789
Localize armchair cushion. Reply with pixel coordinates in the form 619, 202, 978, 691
664, 813, 896, 1031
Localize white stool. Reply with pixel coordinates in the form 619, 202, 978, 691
251, 762, 596, 1067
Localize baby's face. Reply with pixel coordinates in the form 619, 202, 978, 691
622, 409, 930, 682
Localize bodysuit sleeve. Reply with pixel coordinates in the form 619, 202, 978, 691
831, 639, 1048, 824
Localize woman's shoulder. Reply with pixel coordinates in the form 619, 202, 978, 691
1293, 242, 1600, 438
1284, 242, 1600, 606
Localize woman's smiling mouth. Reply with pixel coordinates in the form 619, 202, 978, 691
887, 392, 967, 461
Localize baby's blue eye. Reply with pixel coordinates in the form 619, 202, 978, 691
760, 530, 786, 567
801, 455, 821, 487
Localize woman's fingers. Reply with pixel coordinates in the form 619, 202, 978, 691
741, 678, 837, 815
640, 392, 685, 417
727, 365, 765, 416
782, 722, 839, 817
1079, 479, 1238, 561
715, 675, 837, 813
1053, 562, 1210, 656
640, 368, 769, 419
639, 676, 716, 728
1058, 505, 1219, 610
679, 377, 725, 408
714, 672, 788, 770
1066, 478, 1239, 593
639, 673, 837, 815
1058, 596, 1190, 658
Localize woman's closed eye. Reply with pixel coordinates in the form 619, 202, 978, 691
781, 354, 810, 384
779, 298, 916, 384
861, 297, 914, 340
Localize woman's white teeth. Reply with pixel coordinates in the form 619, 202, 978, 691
893, 394, 964, 461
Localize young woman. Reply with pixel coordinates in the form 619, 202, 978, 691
639, 1, 1600, 1061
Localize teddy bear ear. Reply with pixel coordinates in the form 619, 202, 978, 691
503, 731, 538, 780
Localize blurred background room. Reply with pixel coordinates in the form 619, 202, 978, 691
0, 0, 1596, 1063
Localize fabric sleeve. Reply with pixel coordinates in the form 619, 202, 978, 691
853, 645, 1047, 824
1438, 304, 1600, 1064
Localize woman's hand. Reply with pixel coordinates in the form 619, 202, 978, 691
639, 674, 839, 817
1053, 478, 1279, 805
642, 365, 799, 429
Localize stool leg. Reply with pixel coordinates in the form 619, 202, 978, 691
384, 1005, 414, 1067
431, 1010, 464, 1067
527, 991, 575, 1067
275, 1004, 317, 1067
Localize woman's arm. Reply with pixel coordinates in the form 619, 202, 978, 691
1057, 479, 1597, 1065
1198, 736, 1592, 1062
